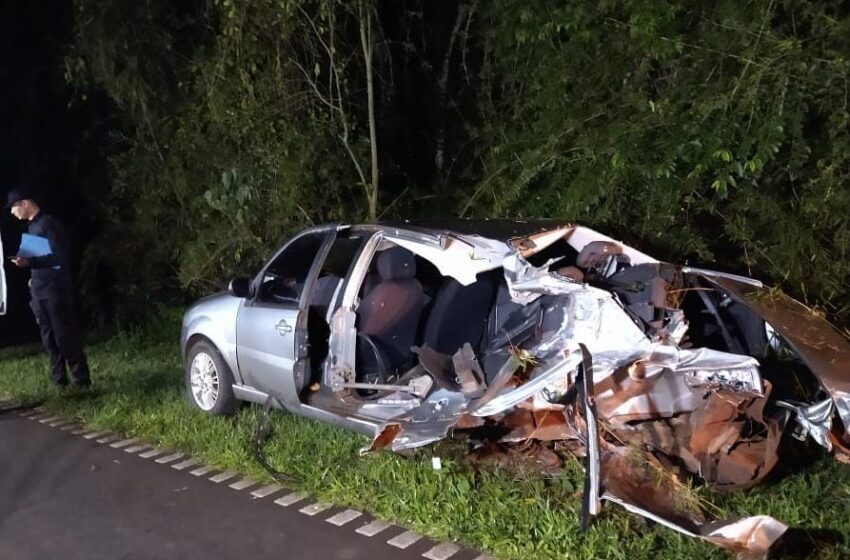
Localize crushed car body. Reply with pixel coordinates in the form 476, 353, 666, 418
181, 220, 850, 556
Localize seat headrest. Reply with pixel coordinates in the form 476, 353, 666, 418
377, 247, 417, 281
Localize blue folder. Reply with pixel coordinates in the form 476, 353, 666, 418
18, 234, 59, 269
18, 233, 51, 258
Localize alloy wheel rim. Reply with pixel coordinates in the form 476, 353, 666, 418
190, 351, 219, 411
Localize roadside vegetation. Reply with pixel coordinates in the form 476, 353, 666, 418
1, 312, 849, 559
62, 0, 850, 328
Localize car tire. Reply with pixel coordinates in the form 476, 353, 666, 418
185, 339, 238, 417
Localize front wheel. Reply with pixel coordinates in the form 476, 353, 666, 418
185, 339, 238, 416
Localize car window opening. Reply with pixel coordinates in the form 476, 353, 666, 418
305, 233, 365, 392
258, 231, 325, 305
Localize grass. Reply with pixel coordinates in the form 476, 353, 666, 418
1, 315, 849, 559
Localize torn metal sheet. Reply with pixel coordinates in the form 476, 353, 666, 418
360, 423, 402, 455
387, 234, 510, 286
594, 365, 707, 423
703, 516, 789, 558
666, 309, 689, 344
499, 409, 571, 442
631, 345, 765, 397
452, 343, 486, 397
509, 226, 574, 257
471, 353, 582, 417
563, 226, 658, 266
362, 388, 471, 453
578, 344, 601, 526
598, 444, 787, 556
699, 274, 850, 436
777, 398, 834, 450
602, 493, 787, 557
681, 266, 764, 288
328, 307, 358, 387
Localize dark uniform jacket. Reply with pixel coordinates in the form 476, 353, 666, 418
27, 212, 73, 299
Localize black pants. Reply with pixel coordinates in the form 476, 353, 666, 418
29, 295, 90, 387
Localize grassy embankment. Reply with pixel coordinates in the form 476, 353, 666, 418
1, 313, 848, 559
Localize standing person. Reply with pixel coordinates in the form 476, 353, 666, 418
6, 188, 91, 389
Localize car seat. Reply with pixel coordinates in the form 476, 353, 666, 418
357, 247, 425, 374
420, 270, 499, 356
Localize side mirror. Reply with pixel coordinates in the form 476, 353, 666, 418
228, 277, 252, 299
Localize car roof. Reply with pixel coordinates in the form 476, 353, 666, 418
371, 218, 574, 241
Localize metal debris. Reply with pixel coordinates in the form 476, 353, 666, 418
331, 224, 850, 555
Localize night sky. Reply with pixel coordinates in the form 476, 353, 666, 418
1, 0, 109, 344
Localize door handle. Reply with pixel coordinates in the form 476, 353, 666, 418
275, 319, 293, 336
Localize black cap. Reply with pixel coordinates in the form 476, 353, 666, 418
5, 187, 37, 209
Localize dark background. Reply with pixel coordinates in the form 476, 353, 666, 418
3, 0, 849, 349
0, 0, 109, 346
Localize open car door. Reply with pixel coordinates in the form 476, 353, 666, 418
235, 226, 334, 407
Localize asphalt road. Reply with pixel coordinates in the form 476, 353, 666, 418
0, 403, 483, 560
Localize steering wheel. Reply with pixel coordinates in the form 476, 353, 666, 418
261, 275, 301, 304
355, 333, 390, 397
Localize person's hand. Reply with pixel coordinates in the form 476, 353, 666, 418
11, 256, 30, 267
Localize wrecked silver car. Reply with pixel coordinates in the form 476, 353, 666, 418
180, 220, 850, 555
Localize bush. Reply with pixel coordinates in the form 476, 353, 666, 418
67, 0, 850, 324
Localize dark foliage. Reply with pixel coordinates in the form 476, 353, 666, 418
66, 0, 850, 325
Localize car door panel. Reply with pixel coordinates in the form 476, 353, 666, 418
235, 227, 333, 403
236, 302, 299, 396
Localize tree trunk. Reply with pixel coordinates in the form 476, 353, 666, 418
434, 3, 468, 179
360, 3, 379, 221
